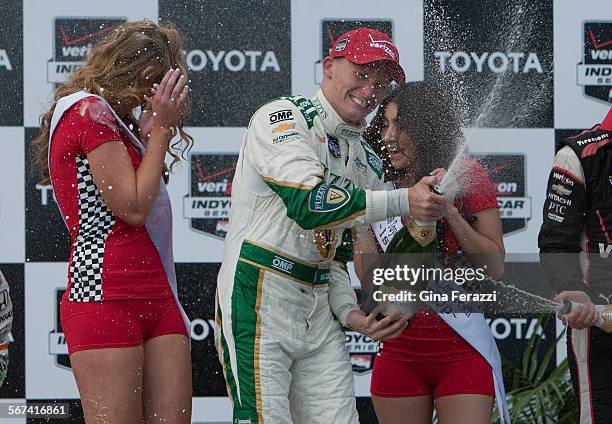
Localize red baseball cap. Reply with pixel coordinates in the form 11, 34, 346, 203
329, 27, 406, 85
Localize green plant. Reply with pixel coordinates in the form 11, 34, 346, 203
492, 318, 578, 423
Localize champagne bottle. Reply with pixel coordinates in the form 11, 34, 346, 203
559, 301, 612, 333
376, 188, 441, 317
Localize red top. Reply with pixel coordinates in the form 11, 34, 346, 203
49, 97, 172, 301
440, 157, 499, 254
380, 158, 499, 361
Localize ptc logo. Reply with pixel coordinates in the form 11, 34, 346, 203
47, 17, 126, 84
183, 154, 237, 240
314, 19, 393, 85
577, 22, 612, 104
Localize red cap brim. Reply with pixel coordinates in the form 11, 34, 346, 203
342, 55, 406, 85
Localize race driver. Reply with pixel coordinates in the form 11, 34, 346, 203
538, 105, 612, 424
215, 27, 446, 423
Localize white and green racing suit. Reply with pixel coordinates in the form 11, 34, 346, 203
215, 89, 409, 424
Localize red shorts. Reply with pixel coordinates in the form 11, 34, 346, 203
60, 296, 188, 355
370, 312, 494, 399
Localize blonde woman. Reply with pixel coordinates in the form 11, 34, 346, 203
33, 21, 192, 423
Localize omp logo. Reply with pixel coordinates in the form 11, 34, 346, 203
577, 22, 612, 103
269, 109, 293, 124
0, 49, 12, 71
186, 50, 280, 72
272, 257, 294, 272
434, 51, 543, 74
184, 154, 237, 239
315, 19, 393, 85
486, 317, 545, 340
47, 17, 126, 84
600, 243, 612, 259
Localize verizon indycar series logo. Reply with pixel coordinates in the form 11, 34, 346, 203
184, 154, 237, 239
475, 154, 532, 235
314, 19, 393, 85
47, 17, 126, 84
49, 289, 70, 370
345, 330, 377, 374
577, 22, 612, 104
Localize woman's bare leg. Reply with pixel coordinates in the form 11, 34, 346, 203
70, 346, 144, 424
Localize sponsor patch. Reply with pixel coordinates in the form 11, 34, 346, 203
547, 192, 571, 206
271, 256, 294, 272
272, 122, 295, 133
309, 184, 350, 212
336, 124, 361, 139
353, 156, 367, 175
327, 135, 341, 158
364, 150, 384, 179
547, 212, 564, 223
551, 183, 572, 196
269, 109, 293, 124
273, 131, 299, 144
335, 37, 349, 52
548, 202, 567, 215
312, 97, 327, 118
282, 96, 318, 129
552, 171, 576, 186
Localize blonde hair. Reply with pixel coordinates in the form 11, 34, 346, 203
34, 20, 193, 184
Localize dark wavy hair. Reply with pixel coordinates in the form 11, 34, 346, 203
363, 81, 463, 185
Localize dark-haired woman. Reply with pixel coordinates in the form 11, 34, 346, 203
356, 82, 510, 423
34, 21, 192, 423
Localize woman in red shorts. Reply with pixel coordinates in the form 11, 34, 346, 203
33, 21, 192, 423
357, 82, 510, 423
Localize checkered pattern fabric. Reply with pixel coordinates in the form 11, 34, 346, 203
68, 156, 115, 302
